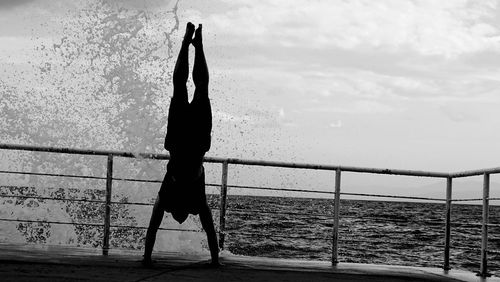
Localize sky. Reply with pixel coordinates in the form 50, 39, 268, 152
186, 0, 500, 173
1, 0, 500, 196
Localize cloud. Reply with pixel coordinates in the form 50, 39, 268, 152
329, 120, 342, 128
278, 108, 285, 118
104, 0, 176, 9
439, 105, 480, 122
303, 100, 398, 115
0, 0, 35, 9
302, 67, 500, 104
0, 0, 174, 10
205, 0, 500, 57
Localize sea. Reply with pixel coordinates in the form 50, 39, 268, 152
214, 195, 500, 276
1, 186, 499, 276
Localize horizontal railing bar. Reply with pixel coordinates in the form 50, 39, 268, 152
0, 186, 450, 204
0, 143, 171, 160
109, 201, 221, 211
0, 170, 106, 180
341, 192, 444, 202
0, 218, 208, 234
6, 193, 492, 227
112, 177, 161, 183
227, 187, 444, 200
0, 184, 472, 203
0, 192, 214, 209
110, 201, 152, 206
111, 179, 220, 188
226, 160, 450, 177
2, 182, 487, 205
0, 194, 104, 203
337, 166, 450, 178
114, 181, 217, 188
0, 218, 209, 233
158, 227, 202, 232
452, 167, 500, 178
3, 143, 500, 178
453, 197, 500, 202
0, 143, 451, 177
227, 184, 334, 194
228, 208, 330, 219
223, 186, 447, 202
0, 170, 220, 188
228, 208, 447, 225
109, 224, 202, 233
0, 218, 103, 227
112, 177, 227, 190
452, 198, 484, 202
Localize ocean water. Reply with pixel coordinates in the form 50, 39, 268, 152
1, 185, 498, 276
216, 195, 500, 275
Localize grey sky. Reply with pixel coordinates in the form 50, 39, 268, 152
0, 0, 34, 9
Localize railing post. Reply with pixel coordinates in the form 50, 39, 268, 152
479, 173, 491, 277
444, 177, 452, 270
102, 154, 113, 256
332, 168, 341, 265
219, 160, 229, 250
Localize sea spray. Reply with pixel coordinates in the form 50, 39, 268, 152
0, 0, 210, 254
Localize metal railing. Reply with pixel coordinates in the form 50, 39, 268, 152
0, 143, 497, 277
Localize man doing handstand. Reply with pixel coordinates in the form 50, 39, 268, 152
143, 22, 219, 267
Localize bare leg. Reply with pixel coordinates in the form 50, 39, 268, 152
191, 24, 212, 152
173, 22, 194, 92
165, 22, 194, 151
192, 24, 209, 94
143, 196, 165, 266
192, 25, 217, 262
199, 203, 220, 265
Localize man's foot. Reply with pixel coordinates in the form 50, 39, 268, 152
183, 22, 195, 45
207, 260, 222, 268
192, 24, 203, 48
141, 257, 155, 268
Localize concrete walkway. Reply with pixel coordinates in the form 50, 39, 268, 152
0, 244, 497, 282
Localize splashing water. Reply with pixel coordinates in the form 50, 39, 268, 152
0, 0, 211, 254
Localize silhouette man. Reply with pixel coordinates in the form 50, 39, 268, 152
143, 22, 219, 267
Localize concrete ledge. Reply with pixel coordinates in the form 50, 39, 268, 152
0, 243, 497, 282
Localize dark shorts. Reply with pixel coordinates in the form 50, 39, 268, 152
158, 167, 207, 224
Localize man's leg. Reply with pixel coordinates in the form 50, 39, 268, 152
143, 196, 165, 266
192, 24, 209, 95
199, 203, 220, 265
165, 22, 194, 151
191, 24, 212, 152
173, 22, 194, 91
